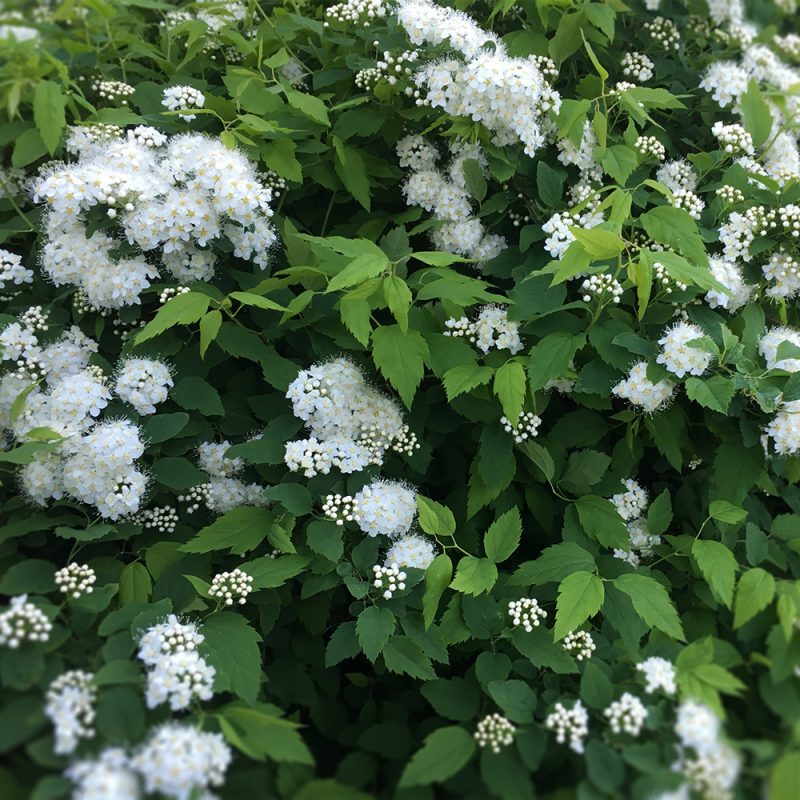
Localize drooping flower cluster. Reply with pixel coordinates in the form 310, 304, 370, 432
444, 305, 522, 354
545, 700, 590, 754
397, 135, 506, 261
612, 361, 676, 413
636, 656, 677, 696
45, 670, 97, 755
603, 693, 648, 737
395, 0, 560, 157
0, 595, 53, 648
610, 478, 662, 566
55, 563, 97, 599
508, 597, 547, 632
32, 129, 278, 309
285, 358, 416, 477
137, 616, 215, 711
208, 568, 254, 606
474, 713, 516, 753
384, 534, 436, 569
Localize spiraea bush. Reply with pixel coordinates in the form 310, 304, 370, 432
1, 0, 800, 797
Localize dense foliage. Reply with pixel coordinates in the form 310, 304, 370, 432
2, 0, 800, 798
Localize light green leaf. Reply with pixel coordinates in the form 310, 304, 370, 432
327, 252, 389, 294
510, 542, 596, 586
493, 362, 526, 423
372, 325, 429, 408
182, 507, 272, 555
733, 567, 775, 628
450, 556, 498, 596
442, 364, 494, 401
423, 554, 453, 630
709, 500, 747, 525
135, 292, 210, 344
614, 573, 685, 640
692, 540, 737, 608
575, 495, 629, 550
484, 507, 522, 564
528, 332, 584, 391
286, 90, 329, 125
417, 497, 456, 537
33, 80, 66, 154
554, 571, 604, 640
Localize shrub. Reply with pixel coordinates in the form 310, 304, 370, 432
0, 0, 799, 798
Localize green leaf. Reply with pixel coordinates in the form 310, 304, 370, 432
202, 613, 263, 703
462, 158, 487, 202
528, 333, 584, 391
292, 780, 371, 800
493, 362, 526, 423
733, 567, 775, 628
383, 275, 412, 331
229, 291, 285, 312
423, 554, 453, 629
413, 251, 472, 266
325, 622, 359, 667
118, 563, 152, 605
692, 540, 736, 608
182, 507, 272, 555
554, 571, 604, 640
286, 90, 329, 125
487, 679, 537, 723
33, 80, 66, 154
198, 310, 222, 357
398, 726, 476, 787
575, 495, 629, 549
134, 291, 210, 344
613, 574, 685, 640
601, 145, 638, 184
172, 376, 224, 416
570, 227, 625, 259
240, 555, 309, 589
685, 376, 733, 414
141, 412, 189, 444
442, 364, 494, 401
770, 752, 800, 800
334, 144, 371, 211
151, 457, 207, 490
382, 636, 436, 680
709, 500, 747, 525
372, 325, 428, 408
221, 703, 313, 765
417, 497, 456, 536
640, 206, 708, 267
356, 606, 395, 662
450, 556, 498, 596
510, 542, 596, 586
739, 80, 772, 149
327, 252, 389, 293
0, 560, 55, 594
537, 161, 564, 206
484, 507, 522, 564
339, 295, 372, 347
646, 490, 672, 536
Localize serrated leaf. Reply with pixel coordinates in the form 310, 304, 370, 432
327, 252, 388, 294
450, 556, 498, 596
119, 563, 152, 605
484, 507, 521, 564
423, 554, 452, 629
287, 90, 329, 125
372, 325, 428, 408
529, 332, 584, 391
417, 496, 456, 536
182, 507, 271, 555
442, 364, 494, 401
685, 376, 733, 414
554, 571, 604, 640
575, 495, 629, 549
614, 573, 685, 640
510, 542, 596, 586
203, 614, 263, 703
692, 540, 736, 608
134, 291, 210, 344
733, 567, 775, 628
383, 275, 412, 331
493, 362, 526, 423
356, 606, 395, 661
640, 206, 708, 267
709, 500, 747, 525
33, 80, 66, 154
398, 726, 475, 787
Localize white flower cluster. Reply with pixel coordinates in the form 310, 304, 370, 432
612, 361, 676, 413
285, 358, 417, 477
711, 121, 754, 156
580, 273, 624, 304
322, 493, 360, 525
704, 257, 752, 312
372, 562, 406, 599
184, 440, 265, 514
644, 16, 680, 50
715, 185, 744, 205
636, 656, 677, 695
508, 597, 547, 632
137, 616, 215, 711
501, 411, 542, 443
132, 723, 232, 799
759, 327, 800, 372
45, 670, 96, 755
325, 0, 387, 25
0, 595, 53, 648
621, 52, 654, 82
611, 478, 648, 521
474, 713, 516, 753
616, 518, 662, 568
635, 135, 666, 161
719, 206, 776, 262
356, 48, 419, 90
656, 160, 697, 193
545, 700, 590, 754
32, 129, 278, 308
562, 630, 596, 660
395, 0, 560, 157
762, 249, 800, 299
134, 505, 179, 533
604, 693, 647, 737
671, 188, 705, 220
657, 322, 713, 378
114, 358, 173, 415
55, 563, 97, 599
542, 205, 605, 260
766, 402, 800, 455
354, 480, 417, 538
0, 248, 33, 293
66, 748, 140, 800
208, 568, 253, 606
444, 305, 522, 354
397, 135, 506, 261
161, 85, 205, 121
384, 534, 436, 570
92, 78, 135, 104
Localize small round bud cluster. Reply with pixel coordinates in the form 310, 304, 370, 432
644, 16, 680, 50
136, 505, 179, 533
688, 456, 703, 470
20, 305, 49, 332
55, 563, 97, 599
355, 67, 383, 90
390, 424, 420, 456
562, 630, 596, 661
775, 33, 800, 60
509, 209, 531, 228
779, 203, 800, 238
45, 670, 96, 755
635, 135, 666, 161
91, 79, 135, 104
653, 262, 687, 294
127, 125, 167, 148
325, 0, 386, 25
64, 124, 124, 155
501, 412, 542, 443
0, 595, 53, 647
158, 285, 190, 304
372, 563, 406, 599
580, 274, 623, 304
621, 51, 654, 82
209, 568, 254, 606
114, 357, 173, 415
508, 597, 547, 632
545, 700, 590, 753
711, 122, 754, 156
715, 185, 744, 205
474, 713, 516, 753
657, 321, 713, 377
671, 189, 705, 220
178, 482, 212, 513
612, 361, 675, 413
161, 85, 205, 121
262, 169, 287, 196
322, 493, 360, 525
604, 693, 647, 736
358, 49, 420, 90
636, 656, 677, 695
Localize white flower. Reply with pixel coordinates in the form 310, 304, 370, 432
766, 401, 800, 454
354, 480, 417, 537
562, 630, 596, 661
445, 305, 522, 354
66, 748, 140, 800
636, 656, 677, 695
704, 257, 752, 312
209, 568, 253, 606
604, 693, 647, 736
45, 670, 96, 755
759, 327, 800, 372
162, 85, 206, 121
384, 534, 436, 569
115, 358, 173, 415
611, 479, 648, 521
545, 700, 589, 753
612, 361, 675, 413
700, 61, 749, 107
763, 249, 800, 299
55, 563, 96, 599
0, 595, 53, 648
656, 322, 713, 378
675, 700, 721, 756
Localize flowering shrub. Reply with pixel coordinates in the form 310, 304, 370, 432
2, 0, 800, 798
